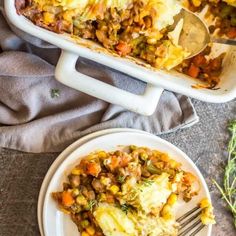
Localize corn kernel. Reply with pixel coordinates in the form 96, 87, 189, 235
148, 31, 163, 40
192, 0, 201, 7
167, 193, 177, 206
76, 195, 87, 205
109, 185, 119, 194
162, 212, 173, 221
169, 159, 179, 169
71, 168, 81, 175
199, 198, 210, 209
62, 10, 73, 21
43, 12, 55, 24
98, 151, 107, 158
100, 176, 111, 186
147, 38, 157, 44
201, 208, 216, 225
161, 204, 171, 216
81, 231, 90, 236
81, 220, 89, 228
139, 152, 148, 160
86, 226, 95, 235
99, 193, 107, 201
72, 188, 80, 197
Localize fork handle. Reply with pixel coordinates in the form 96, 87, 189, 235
212, 37, 236, 46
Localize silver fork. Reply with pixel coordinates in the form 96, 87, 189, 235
177, 206, 205, 236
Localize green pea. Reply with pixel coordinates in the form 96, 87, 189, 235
146, 162, 162, 174
129, 145, 137, 151
81, 220, 89, 228
139, 153, 148, 161
231, 17, 236, 27
220, 5, 233, 19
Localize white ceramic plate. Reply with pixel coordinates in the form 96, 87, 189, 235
43, 132, 212, 236
38, 128, 146, 236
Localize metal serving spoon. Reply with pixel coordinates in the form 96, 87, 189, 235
174, 8, 236, 58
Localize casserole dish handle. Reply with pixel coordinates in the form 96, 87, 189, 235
55, 50, 164, 115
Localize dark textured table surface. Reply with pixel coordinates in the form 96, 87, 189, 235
0, 99, 235, 236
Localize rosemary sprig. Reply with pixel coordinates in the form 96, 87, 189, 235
142, 179, 154, 187
51, 88, 60, 98
213, 120, 236, 228
87, 199, 97, 211
117, 175, 126, 184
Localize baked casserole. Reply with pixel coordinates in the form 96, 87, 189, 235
16, 0, 235, 87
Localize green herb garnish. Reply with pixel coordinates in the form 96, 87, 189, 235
117, 175, 126, 184
120, 204, 130, 214
87, 199, 97, 211
213, 120, 236, 228
142, 179, 154, 187
51, 88, 60, 98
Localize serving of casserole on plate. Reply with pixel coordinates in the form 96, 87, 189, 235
52, 146, 215, 236
42, 132, 215, 236
5, 0, 236, 115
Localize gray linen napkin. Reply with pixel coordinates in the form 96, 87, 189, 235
0, 6, 198, 153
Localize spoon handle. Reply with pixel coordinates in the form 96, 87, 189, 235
212, 37, 236, 46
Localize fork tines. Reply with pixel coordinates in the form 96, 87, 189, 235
177, 206, 205, 236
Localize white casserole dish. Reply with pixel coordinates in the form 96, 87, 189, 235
5, 0, 236, 115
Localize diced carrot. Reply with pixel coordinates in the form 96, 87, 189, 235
116, 41, 132, 56
61, 191, 75, 207
187, 63, 200, 78
106, 194, 115, 203
183, 172, 197, 185
86, 162, 101, 177
160, 154, 170, 162
192, 54, 207, 67
226, 27, 236, 39
120, 155, 131, 167
150, 156, 159, 163
168, 159, 181, 169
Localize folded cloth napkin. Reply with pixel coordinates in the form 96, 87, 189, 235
0, 6, 198, 153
